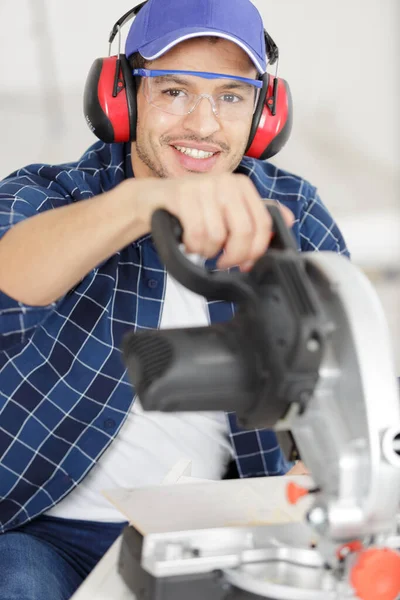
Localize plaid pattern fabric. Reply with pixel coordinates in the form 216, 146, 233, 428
0, 141, 349, 532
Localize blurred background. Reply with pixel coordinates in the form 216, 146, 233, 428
0, 0, 399, 368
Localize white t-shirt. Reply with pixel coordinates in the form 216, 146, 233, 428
46, 257, 233, 522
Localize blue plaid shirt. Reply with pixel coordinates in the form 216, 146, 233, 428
0, 141, 349, 533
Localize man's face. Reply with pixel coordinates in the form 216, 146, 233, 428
131, 38, 258, 179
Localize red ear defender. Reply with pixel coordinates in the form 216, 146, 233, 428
83, 54, 137, 143
245, 75, 293, 160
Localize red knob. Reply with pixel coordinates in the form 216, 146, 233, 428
286, 481, 309, 505
350, 547, 400, 600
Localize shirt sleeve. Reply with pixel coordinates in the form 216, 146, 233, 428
299, 190, 350, 257
0, 192, 60, 352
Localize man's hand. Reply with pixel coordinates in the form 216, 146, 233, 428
286, 461, 309, 476
133, 173, 294, 271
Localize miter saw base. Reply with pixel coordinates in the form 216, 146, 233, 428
118, 522, 399, 599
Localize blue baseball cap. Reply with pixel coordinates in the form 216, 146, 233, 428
125, 0, 267, 74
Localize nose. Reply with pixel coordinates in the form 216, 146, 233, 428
182, 95, 222, 138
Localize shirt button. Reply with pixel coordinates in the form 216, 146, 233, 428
104, 418, 116, 430
148, 279, 158, 289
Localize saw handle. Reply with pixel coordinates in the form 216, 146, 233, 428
150, 204, 298, 303
152, 203, 297, 253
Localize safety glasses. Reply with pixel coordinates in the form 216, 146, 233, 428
133, 69, 262, 121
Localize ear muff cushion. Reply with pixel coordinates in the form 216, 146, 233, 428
119, 55, 138, 141
83, 55, 137, 143
258, 79, 293, 160
84, 58, 116, 143
245, 73, 269, 154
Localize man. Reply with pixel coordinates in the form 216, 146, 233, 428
0, 0, 348, 598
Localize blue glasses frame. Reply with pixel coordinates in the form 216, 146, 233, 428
132, 68, 263, 89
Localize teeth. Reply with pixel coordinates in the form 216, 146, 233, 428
174, 145, 215, 159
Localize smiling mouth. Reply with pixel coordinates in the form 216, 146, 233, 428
173, 145, 218, 159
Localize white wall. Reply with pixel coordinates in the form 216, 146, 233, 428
0, 0, 399, 366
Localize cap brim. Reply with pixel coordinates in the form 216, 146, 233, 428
136, 28, 267, 74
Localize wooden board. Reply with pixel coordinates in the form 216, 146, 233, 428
102, 474, 314, 535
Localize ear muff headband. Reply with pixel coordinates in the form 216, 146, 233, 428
83, 2, 144, 143
244, 31, 293, 159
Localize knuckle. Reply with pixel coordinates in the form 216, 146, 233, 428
209, 229, 226, 247
235, 173, 248, 184
250, 230, 264, 246
241, 174, 258, 193
238, 222, 254, 238
181, 218, 205, 244
219, 174, 238, 192
184, 237, 202, 254
189, 225, 206, 242
220, 172, 234, 183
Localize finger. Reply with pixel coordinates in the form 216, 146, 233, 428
199, 189, 228, 258
239, 179, 275, 269
177, 182, 208, 255
238, 190, 296, 271
217, 186, 255, 269
217, 176, 270, 270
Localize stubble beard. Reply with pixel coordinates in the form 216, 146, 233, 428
135, 131, 169, 179
134, 123, 247, 179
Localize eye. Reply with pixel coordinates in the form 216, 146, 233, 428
162, 88, 187, 98
220, 93, 242, 104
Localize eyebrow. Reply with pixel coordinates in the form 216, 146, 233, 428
153, 75, 192, 86
216, 81, 254, 92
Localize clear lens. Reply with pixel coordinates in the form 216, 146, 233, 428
142, 75, 259, 121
